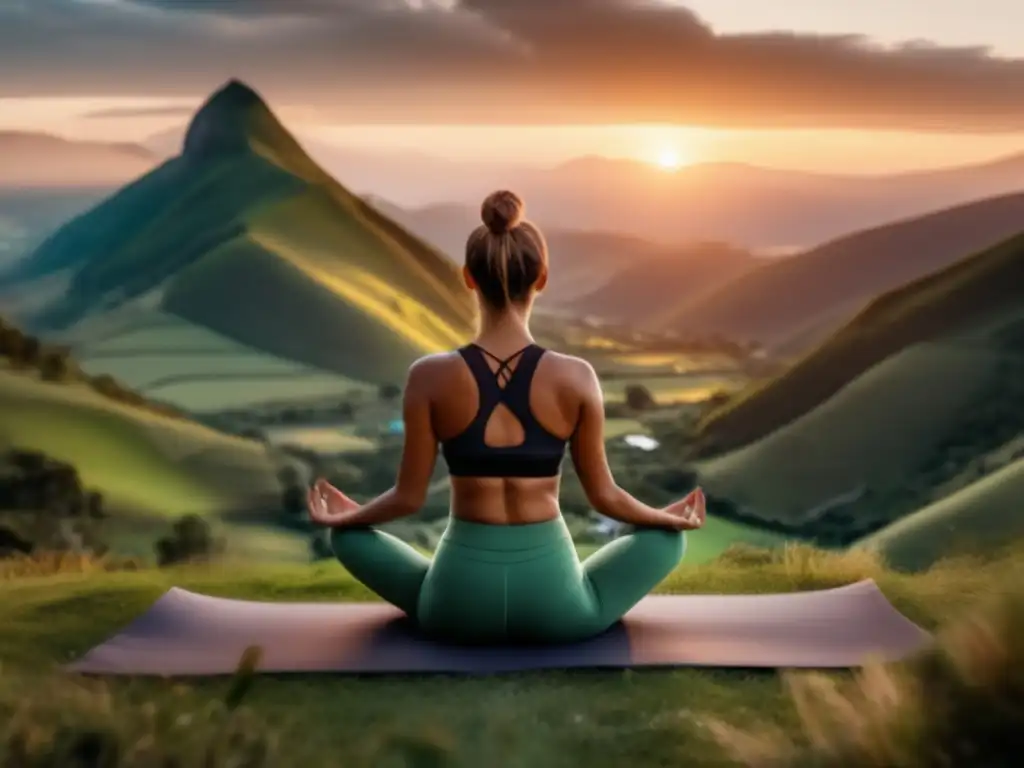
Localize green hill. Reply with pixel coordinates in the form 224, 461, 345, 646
0, 368, 280, 520
693, 231, 1024, 459
16, 80, 477, 385
857, 456, 1024, 571
694, 342, 1004, 531
0, 313, 301, 560
655, 193, 1024, 351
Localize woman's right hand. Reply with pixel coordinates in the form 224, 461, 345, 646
662, 487, 707, 531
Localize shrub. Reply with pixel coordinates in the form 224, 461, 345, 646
0, 550, 141, 580
155, 514, 225, 567
624, 384, 656, 411
0, 449, 108, 555
38, 349, 72, 382
378, 383, 402, 402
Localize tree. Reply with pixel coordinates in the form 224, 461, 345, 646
0, 327, 25, 362
20, 335, 41, 366
624, 384, 656, 411
39, 350, 71, 382
378, 383, 401, 402
155, 514, 224, 566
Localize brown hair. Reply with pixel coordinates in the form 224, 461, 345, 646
465, 190, 548, 309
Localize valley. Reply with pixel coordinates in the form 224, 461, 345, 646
0, 79, 1021, 582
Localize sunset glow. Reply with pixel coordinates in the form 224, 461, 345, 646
656, 147, 683, 171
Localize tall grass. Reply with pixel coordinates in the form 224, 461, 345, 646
709, 575, 1024, 767
0, 552, 143, 581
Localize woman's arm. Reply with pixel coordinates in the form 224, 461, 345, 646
315, 358, 439, 528
569, 360, 699, 530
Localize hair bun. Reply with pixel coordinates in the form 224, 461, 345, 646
481, 190, 524, 236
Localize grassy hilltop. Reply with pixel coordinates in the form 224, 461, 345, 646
2, 544, 1023, 767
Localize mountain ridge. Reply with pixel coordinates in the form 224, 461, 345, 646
13, 79, 477, 385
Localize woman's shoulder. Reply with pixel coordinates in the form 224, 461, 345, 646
537, 349, 598, 386
409, 351, 465, 378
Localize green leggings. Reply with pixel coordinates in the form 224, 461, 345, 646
330, 516, 685, 644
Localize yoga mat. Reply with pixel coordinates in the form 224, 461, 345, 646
66, 579, 930, 676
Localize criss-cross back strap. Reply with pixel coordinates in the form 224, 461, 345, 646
471, 343, 532, 388
458, 343, 542, 428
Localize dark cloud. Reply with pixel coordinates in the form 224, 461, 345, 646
4, 0, 1024, 132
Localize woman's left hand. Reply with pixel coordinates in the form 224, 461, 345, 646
306, 478, 360, 526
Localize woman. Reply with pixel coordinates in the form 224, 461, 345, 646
307, 190, 706, 645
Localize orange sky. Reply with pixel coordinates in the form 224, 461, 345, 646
2, 96, 1023, 175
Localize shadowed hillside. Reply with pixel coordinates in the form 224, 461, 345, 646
693, 230, 1024, 459
12, 81, 477, 385
567, 242, 756, 325
368, 197, 756, 312
656, 193, 1024, 351
858, 455, 1024, 571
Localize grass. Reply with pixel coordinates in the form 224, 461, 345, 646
707, 556, 1024, 766
695, 342, 1001, 525
1, 545, 1022, 766
858, 456, 1024, 571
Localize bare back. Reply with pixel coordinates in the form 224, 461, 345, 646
424, 347, 583, 525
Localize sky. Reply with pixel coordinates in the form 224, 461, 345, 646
3, 0, 1024, 173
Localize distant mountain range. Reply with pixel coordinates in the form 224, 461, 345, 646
0, 131, 158, 188
8, 80, 477, 385
654, 192, 1024, 352
147, 123, 1024, 251
365, 198, 756, 310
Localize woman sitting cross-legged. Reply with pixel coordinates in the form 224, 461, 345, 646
307, 190, 706, 645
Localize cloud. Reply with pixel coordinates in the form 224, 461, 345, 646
81, 104, 199, 119
4, 0, 1024, 132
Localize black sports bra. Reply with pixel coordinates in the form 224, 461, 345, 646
441, 343, 569, 478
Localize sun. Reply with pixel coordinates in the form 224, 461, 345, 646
656, 147, 683, 171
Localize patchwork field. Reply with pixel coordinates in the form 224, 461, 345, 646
58, 307, 370, 412
263, 424, 379, 454
601, 372, 744, 405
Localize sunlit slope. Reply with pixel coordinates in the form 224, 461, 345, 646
857, 457, 1024, 571
0, 369, 280, 517
694, 343, 1002, 525
22, 80, 476, 385
693, 231, 1024, 458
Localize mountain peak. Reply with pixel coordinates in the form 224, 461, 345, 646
182, 79, 286, 157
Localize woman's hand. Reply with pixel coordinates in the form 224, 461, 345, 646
306, 478, 360, 527
662, 487, 707, 531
